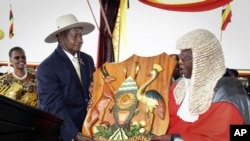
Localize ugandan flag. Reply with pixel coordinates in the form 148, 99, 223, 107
221, 4, 232, 31
9, 4, 14, 39
112, 0, 129, 62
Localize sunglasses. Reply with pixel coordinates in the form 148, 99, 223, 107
13, 55, 26, 60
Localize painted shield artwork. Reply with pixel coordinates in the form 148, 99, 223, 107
82, 53, 177, 141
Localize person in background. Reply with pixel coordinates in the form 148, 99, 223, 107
150, 29, 250, 141
244, 76, 250, 95
36, 14, 95, 141
223, 67, 239, 78
0, 46, 37, 107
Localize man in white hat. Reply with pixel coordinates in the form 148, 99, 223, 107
36, 14, 95, 141
150, 29, 250, 141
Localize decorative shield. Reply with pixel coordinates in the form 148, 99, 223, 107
82, 53, 176, 141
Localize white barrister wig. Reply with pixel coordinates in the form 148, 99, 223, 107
174, 29, 226, 115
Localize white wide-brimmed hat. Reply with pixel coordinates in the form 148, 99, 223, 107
45, 14, 95, 43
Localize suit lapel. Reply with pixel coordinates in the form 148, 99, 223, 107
56, 46, 83, 88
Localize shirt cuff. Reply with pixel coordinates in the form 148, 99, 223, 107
171, 134, 183, 141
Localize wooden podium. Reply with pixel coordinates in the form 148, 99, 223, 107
0, 95, 63, 141
82, 53, 176, 141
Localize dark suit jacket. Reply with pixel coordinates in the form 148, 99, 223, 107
36, 45, 95, 141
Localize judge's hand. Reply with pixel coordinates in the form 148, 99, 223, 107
149, 134, 171, 141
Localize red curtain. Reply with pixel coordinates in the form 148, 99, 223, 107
96, 0, 120, 68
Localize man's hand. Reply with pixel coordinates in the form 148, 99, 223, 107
74, 133, 93, 141
88, 82, 93, 95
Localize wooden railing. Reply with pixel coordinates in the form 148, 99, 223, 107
0, 61, 39, 74
238, 69, 250, 94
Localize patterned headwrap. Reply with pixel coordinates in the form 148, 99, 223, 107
174, 29, 226, 115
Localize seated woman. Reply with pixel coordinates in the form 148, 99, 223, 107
0, 46, 37, 107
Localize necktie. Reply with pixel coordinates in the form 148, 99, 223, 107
73, 57, 81, 81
